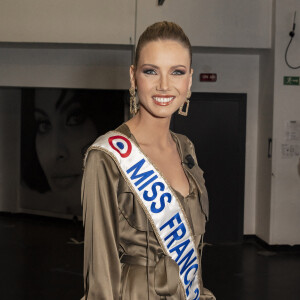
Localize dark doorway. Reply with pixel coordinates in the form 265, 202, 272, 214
171, 93, 246, 243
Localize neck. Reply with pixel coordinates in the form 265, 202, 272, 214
126, 109, 173, 147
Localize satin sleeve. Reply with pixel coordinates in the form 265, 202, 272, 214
81, 149, 121, 299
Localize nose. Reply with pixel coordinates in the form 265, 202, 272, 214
57, 152, 68, 161
54, 134, 69, 162
157, 73, 170, 91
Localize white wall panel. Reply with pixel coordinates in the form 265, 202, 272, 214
137, 0, 272, 48
255, 50, 274, 243
270, 0, 300, 245
0, 0, 135, 44
0, 46, 132, 89
255, 1, 276, 244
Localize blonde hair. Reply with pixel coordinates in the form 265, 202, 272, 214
135, 21, 192, 68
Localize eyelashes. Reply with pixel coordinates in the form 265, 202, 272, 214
66, 109, 86, 127
142, 69, 186, 76
143, 69, 157, 75
172, 70, 186, 75
36, 119, 51, 135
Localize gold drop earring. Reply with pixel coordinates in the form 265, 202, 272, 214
178, 90, 191, 116
129, 87, 138, 115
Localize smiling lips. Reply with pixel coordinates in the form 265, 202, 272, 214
152, 95, 175, 106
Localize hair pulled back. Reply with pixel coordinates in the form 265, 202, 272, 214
135, 21, 192, 68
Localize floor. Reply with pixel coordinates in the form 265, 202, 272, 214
0, 213, 299, 300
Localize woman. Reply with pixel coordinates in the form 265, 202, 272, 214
21, 88, 124, 215
82, 21, 215, 299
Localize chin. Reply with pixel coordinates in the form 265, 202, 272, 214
149, 110, 175, 119
141, 104, 179, 119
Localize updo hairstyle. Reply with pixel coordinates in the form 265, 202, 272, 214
134, 21, 192, 68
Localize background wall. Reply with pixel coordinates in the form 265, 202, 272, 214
270, 0, 300, 245
255, 0, 300, 245
191, 52, 259, 235
136, 0, 272, 48
0, 45, 132, 89
255, 2, 276, 243
0, 0, 272, 48
0, 0, 136, 44
255, 49, 275, 242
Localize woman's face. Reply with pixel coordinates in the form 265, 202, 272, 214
130, 39, 193, 119
34, 89, 98, 192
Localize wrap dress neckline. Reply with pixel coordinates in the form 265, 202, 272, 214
119, 123, 194, 199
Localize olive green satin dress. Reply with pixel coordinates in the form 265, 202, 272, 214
81, 123, 215, 300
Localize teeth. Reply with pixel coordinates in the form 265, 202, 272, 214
153, 97, 174, 103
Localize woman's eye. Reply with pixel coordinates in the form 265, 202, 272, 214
66, 110, 86, 126
143, 69, 157, 75
172, 70, 186, 75
36, 120, 51, 135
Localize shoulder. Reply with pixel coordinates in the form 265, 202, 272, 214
83, 148, 119, 176
172, 132, 194, 148
171, 131, 198, 163
115, 123, 131, 136
83, 123, 129, 169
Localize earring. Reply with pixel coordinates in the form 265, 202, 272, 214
129, 87, 138, 115
178, 90, 191, 116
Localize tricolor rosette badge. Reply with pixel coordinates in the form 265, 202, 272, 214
108, 135, 132, 158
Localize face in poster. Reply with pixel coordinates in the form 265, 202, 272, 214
21, 88, 125, 216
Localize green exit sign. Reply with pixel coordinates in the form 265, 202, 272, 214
284, 76, 299, 85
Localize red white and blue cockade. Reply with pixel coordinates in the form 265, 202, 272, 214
108, 135, 132, 158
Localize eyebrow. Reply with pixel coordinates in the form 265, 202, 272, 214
141, 64, 187, 69
55, 90, 80, 113
59, 97, 80, 114
34, 108, 47, 117
55, 90, 68, 110
34, 93, 79, 117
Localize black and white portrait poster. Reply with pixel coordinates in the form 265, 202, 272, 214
20, 88, 125, 217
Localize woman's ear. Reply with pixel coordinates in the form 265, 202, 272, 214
188, 68, 193, 90
129, 65, 136, 89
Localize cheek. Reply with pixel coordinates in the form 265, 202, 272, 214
174, 78, 191, 107
178, 77, 191, 92
136, 78, 153, 103
136, 77, 151, 92
172, 78, 190, 102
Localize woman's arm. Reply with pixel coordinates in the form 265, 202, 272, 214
81, 150, 121, 299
